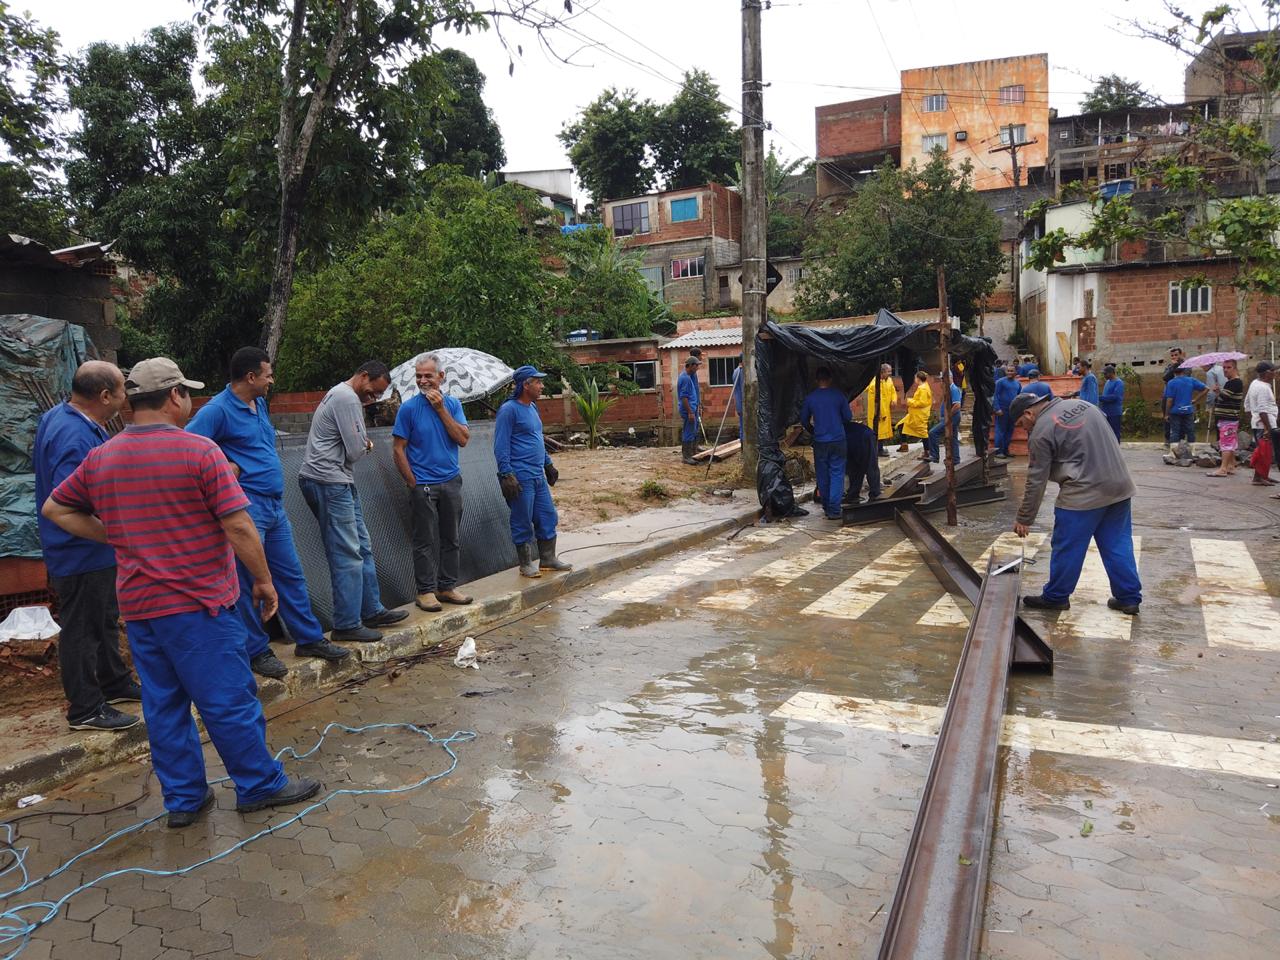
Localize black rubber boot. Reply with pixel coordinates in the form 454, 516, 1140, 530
517, 541, 542, 578
538, 537, 572, 572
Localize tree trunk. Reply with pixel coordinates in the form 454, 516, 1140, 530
1235, 286, 1250, 352
262, 178, 307, 360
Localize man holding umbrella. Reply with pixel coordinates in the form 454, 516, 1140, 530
495, 365, 573, 578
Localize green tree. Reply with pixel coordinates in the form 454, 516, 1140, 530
1029, 4, 1280, 348
0, 3, 71, 243
732, 147, 811, 257
277, 176, 557, 390
558, 87, 656, 206
1079, 74, 1159, 113
415, 48, 505, 177
552, 226, 666, 340
650, 70, 739, 190
796, 154, 1003, 324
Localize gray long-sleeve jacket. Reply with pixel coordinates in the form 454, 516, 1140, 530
299, 382, 370, 484
1016, 397, 1136, 526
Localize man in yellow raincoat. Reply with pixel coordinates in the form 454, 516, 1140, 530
864, 363, 897, 457
897, 370, 932, 456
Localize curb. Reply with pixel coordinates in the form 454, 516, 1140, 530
1, 496, 781, 807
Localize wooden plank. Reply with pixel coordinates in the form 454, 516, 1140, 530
1055, 331, 1073, 372
692, 439, 741, 462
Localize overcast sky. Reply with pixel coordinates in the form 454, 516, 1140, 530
37, 0, 1266, 184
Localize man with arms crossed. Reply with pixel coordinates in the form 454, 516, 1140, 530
392, 354, 473, 612
43, 358, 318, 828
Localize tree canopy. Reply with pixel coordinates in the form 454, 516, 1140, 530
552, 226, 668, 340
796, 154, 1003, 324
1079, 74, 1159, 113
650, 70, 738, 191
558, 88, 657, 207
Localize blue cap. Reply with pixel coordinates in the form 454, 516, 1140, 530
513, 364, 548, 381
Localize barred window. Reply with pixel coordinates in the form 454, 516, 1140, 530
923, 94, 948, 112
1169, 281, 1212, 314
998, 84, 1025, 104
671, 256, 705, 279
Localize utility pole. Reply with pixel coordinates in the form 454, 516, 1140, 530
936, 265, 957, 526
740, 0, 767, 481
990, 126, 1037, 339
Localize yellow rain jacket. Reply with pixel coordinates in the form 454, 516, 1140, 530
864, 376, 897, 440
899, 381, 932, 439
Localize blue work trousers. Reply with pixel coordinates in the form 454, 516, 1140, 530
298, 477, 384, 631
1168, 412, 1195, 445
1106, 414, 1123, 443
1042, 499, 1142, 606
236, 492, 325, 657
925, 412, 962, 464
813, 440, 847, 518
127, 608, 287, 813
994, 410, 1013, 455
508, 471, 558, 546
681, 412, 698, 443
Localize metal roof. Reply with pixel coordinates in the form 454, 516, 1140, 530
658, 327, 743, 350
1, 234, 113, 270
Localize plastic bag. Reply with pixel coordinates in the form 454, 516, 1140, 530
453, 636, 479, 669
0, 605, 60, 642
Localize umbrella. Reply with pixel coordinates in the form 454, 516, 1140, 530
1180, 351, 1247, 369
381, 348, 514, 404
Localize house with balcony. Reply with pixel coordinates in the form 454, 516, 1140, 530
601, 183, 742, 314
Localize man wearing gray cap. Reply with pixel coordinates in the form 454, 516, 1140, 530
42, 358, 319, 828
1010, 390, 1143, 616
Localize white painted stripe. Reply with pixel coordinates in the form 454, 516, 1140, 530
698, 527, 876, 611
916, 532, 1047, 627
801, 539, 922, 620
1048, 538, 1142, 641
774, 691, 1280, 781
700, 587, 765, 611
1192, 538, 1280, 651
739, 526, 794, 544
599, 574, 688, 604
602, 528, 791, 603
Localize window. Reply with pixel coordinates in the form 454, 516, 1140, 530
921, 133, 948, 153
998, 84, 1025, 104
709, 357, 739, 387
1169, 281, 1212, 315
638, 265, 664, 295
671, 255, 705, 279
923, 94, 948, 113
621, 360, 657, 390
612, 201, 650, 237
786, 266, 805, 283
999, 124, 1027, 145
670, 197, 699, 222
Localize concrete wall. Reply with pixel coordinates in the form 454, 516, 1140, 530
716, 256, 804, 315
0, 265, 120, 360
900, 54, 1049, 192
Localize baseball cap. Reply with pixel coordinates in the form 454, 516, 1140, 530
125, 357, 204, 396
1009, 391, 1051, 422
512, 363, 548, 380
685, 354, 703, 366
1257, 360, 1276, 373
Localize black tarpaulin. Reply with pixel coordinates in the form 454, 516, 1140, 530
755, 312, 997, 516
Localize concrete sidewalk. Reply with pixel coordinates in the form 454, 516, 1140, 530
0, 490, 803, 807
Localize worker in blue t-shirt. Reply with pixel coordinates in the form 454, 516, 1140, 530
925, 378, 964, 465
800, 367, 853, 519
993, 363, 1022, 458
1075, 359, 1099, 406
677, 356, 702, 464
1163, 368, 1206, 446
1023, 369, 1053, 399
494, 365, 571, 578
1099, 364, 1125, 442
1017, 359, 1039, 377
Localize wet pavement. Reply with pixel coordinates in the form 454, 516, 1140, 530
4, 451, 1280, 959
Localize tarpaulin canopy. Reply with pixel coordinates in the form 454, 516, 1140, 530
755, 311, 997, 516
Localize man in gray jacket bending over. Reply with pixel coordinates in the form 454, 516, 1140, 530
1011, 391, 1143, 615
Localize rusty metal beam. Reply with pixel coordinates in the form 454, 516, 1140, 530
876, 558, 1021, 960
917, 454, 1006, 505
895, 507, 1053, 673
842, 484, 1007, 526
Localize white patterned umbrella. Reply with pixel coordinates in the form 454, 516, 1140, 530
381, 348, 514, 404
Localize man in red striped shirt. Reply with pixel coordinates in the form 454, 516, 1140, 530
43, 358, 320, 829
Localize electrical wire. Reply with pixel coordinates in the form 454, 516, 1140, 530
0, 722, 476, 960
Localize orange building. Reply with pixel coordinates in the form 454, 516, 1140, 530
898, 54, 1049, 192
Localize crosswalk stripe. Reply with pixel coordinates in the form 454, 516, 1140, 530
599, 573, 688, 604
774, 691, 1280, 781
800, 539, 922, 620
699, 527, 877, 611
1192, 539, 1280, 651
917, 532, 1048, 627
1048, 538, 1143, 641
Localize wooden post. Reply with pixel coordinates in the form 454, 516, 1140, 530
937, 266, 957, 526
739, 0, 766, 482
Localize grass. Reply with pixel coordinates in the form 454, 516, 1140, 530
638, 479, 671, 500
592, 492, 628, 506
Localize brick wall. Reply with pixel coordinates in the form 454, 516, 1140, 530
816, 95, 901, 159
608, 183, 741, 251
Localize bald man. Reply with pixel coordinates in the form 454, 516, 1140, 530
34, 361, 142, 731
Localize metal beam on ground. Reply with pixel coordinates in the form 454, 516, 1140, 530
916, 454, 1005, 504
842, 484, 1007, 526
876, 558, 1022, 960
895, 507, 1053, 673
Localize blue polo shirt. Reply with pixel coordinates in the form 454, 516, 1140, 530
800, 385, 852, 443
392, 393, 467, 485
1023, 380, 1053, 399
994, 376, 1022, 412
1099, 377, 1125, 416
34, 403, 116, 578
945, 382, 963, 410
494, 399, 550, 480
186, 385, 284, 496
677, 370, 700, 418
1078, 372, 1099, 405
1163, 374, 1205, 415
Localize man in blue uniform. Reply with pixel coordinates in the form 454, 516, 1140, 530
843, 419, 881, 505
731, 357, 744, 438
495, 365, 572, 578
392, 353, 472, 612
1099, 364, 1125, 442
925, 377, 963, 465
800, 367, 852, 519
1163, 365, 1206, 445
1023, 369, 1053, 399
1075, 359, 1099, 405
677, 356, 702, 464
188, 347, 351, 676
34, 361, 142, 731
993, 363, 1022, 459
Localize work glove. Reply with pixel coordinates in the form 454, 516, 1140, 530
545, 462, 559, 486
498, 473, 522, 504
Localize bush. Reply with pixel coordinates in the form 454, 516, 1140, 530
638, 479, 670, 500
